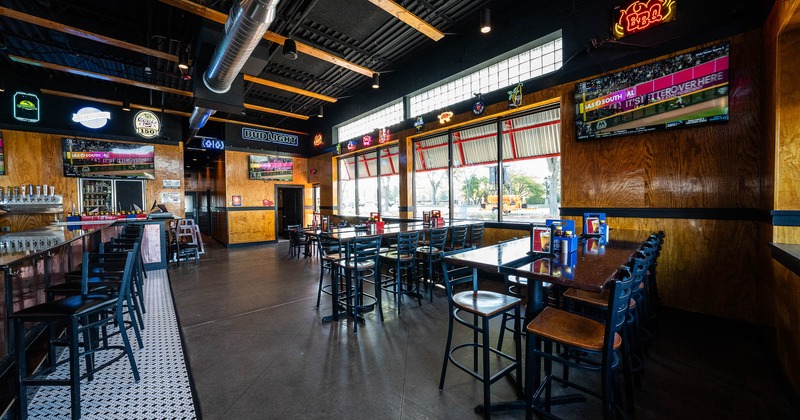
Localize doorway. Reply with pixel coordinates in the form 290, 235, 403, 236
184, 191, 198, 226
276, 186, 304, 240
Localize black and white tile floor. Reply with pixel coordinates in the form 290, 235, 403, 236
27, 269, 198, 419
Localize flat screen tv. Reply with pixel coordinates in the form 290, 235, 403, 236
249, 155, 293, 181
62, 138, 155, 179
575, 42, 729, 140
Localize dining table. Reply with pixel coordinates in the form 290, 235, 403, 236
442, 228, 650, 414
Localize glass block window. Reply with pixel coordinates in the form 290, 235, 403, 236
409, 37, 562, 116
336, 101, 404, 143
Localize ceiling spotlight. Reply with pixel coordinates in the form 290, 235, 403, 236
372, 72, 380, 89
480, 8, 491, 34
178, 44, 190, 71
122, 91, 131, 111
283, 38, 298, 60
317, 106, 324, 118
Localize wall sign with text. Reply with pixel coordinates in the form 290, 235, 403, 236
13, 92, 40, 123
613, 0, 676, 39
134, 110, 160, 139
72, 107, 111, 129
241, 127, 298, 146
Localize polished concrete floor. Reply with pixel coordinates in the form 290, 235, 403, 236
168, 238, 799, 419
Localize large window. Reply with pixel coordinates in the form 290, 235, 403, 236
335, 101, 404, 143
413, 134, 450, 218
409, 34, 562, 117
413, 107, 561, 222
337, 145, 400, 217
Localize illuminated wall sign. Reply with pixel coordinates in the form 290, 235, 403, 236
437, 111, 454, 124
201, 138, 225, 150
134, 110, 160, 139
313, 132, 324, 147
379, 128, 390, 144
72, 107, 111, 129
241, 127, 299, 146
362, 135, 372, 147
13, 92, 40, 123
347, 140, 357, 151
613, 0, 676, 39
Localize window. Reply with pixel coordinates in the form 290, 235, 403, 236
408, 34, 562, 117
337, 145, 401, 217
336, 101, 404, 143
339, 157, 356, 215
413, 106, 561, 222
413, 134, 450, 218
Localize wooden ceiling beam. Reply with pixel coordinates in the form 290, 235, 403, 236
243, 103, 309, 120
159, 0, 377, 77
9, 55, 193, 97
0, 6, 178, 63
243, 74, 337, 103
367, 0, 444, 41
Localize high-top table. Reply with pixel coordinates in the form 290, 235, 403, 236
442, 229, 650, 414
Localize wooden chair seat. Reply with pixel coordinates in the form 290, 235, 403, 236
527, 306, 622, 352
564, 288, 637, 309
322, 252, 346, 262
335, 260, 376, 271
416, 245, 441, 255
452, 290, 520, 317
381, 251, 414, 262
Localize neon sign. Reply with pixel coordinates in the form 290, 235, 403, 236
379, 128, 390, 144
313, 132, 324, 147
613, 0, 676, 39
362, 135, 372, 147
437, 111, 454, 124
347, 140, 357, 151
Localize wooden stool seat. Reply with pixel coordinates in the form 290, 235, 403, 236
527, 306, 622, 352
335, 260, 376, 271
453, 290, 520, 317
322, 252, 345, 262
382, 251, 414, 262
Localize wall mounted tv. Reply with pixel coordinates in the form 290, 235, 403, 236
249, 155, 293, 181
62, 138, 155, 179
575, 42, 729, 140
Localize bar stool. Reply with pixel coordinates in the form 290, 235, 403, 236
525, 266, 633, 420
445, 225, 469, 251
11, 246, 141, 420
438, 248, 522, 419
416, 227, 448, 302
332, 234, 383, 333
380, 231, 420, 314
315, 233, 345, 308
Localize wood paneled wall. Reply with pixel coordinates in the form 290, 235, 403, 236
0, 130, 183, 232
223, 150, 311, 244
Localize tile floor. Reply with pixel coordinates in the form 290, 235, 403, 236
168, 238, 800, 420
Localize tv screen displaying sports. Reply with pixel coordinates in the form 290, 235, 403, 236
575, 42, 729, 140
62, 138, 155, 179
249, 155, 293, 181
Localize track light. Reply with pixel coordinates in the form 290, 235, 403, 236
372, 72, 380, 89
177, 44, 190, 71
122, 90, 131, 111
317, 105, 324, 118
283, 38, 298, 60
480, 8, 491, 34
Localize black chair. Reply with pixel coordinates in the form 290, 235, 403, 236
287, 225, 310, 259
467, 222, 485, 248
315, 233, 345, 308
446, 225, 469, 251
380, 231, 420, 313
11, 245, 141, 420
525, 266, 633, 420
169, 221, 199, 265
416, 227, 449, 302
332, 234, 383, 333
438, 248, 522, 419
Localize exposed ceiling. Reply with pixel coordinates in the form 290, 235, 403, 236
0, 1, 506, 137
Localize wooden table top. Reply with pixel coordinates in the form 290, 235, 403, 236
444, 229, 649, 293
304, 220, 475, 240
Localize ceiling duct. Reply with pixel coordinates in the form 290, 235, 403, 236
188, 0, 281, 136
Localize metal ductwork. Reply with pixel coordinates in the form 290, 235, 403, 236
188, 0, 281, 136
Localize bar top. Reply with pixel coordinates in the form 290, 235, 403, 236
445, 229, 649, 292
0, 221, 118, 269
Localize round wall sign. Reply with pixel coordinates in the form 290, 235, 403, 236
72, 107, 111, 129
134, 110, 160, 139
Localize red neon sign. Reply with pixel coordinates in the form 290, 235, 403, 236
613, 0, 675, 39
